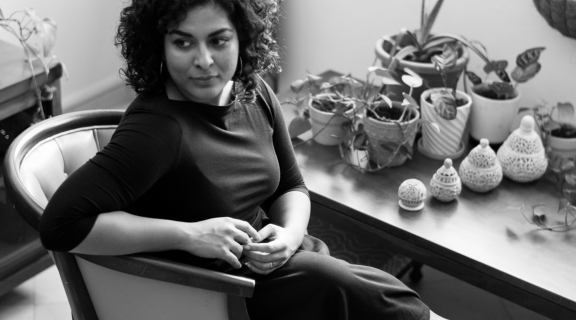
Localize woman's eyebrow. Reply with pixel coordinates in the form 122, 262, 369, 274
167, 28, 234, 38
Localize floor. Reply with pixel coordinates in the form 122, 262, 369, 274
0, 263, 551, 320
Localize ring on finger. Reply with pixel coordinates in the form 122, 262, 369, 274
269, 262, 274, 269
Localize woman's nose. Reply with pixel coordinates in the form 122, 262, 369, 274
194, 44, 214, 70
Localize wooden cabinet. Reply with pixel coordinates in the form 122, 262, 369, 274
0, 39, 63, 296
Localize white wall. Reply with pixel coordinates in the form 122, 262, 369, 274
277, 0, 576, 114
1, 0, 134, 111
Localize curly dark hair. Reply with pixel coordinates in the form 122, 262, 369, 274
115, 0, 282, 101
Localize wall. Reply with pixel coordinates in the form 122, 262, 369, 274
277, 0, 576, 118
1, 0, 134, 112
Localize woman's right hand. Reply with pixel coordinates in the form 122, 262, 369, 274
179, 217, 260, 269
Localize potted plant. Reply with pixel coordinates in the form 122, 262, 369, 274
417, 43, 473, 160
284, 73, 357, 146
337, 66, 438, 171
520, 102, 576, 163
374, 0, 490, 103
466, 47, 545, 145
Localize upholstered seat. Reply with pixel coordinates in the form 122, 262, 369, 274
4, 109, 254, 320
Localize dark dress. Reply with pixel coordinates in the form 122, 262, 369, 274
40, 79, 430, 320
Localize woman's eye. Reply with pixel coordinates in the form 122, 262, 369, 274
211, 38, 229, 46
174, 39, 192, 47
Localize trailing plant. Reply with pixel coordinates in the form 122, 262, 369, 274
0, 7, 62, 121
466, 47, 546, 100
513, 198, 576, 232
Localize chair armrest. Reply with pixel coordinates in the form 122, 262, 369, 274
75, 253, 255, 298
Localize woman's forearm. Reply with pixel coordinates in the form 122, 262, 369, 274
70, 211, 186, 255
266, 191, 310, 242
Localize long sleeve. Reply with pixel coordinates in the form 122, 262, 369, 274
40, 109, 182, 251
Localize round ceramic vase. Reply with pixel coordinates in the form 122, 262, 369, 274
429, 158, 462, 202
459, 138, 503, 192
362, 105, 420, 168
469, 85, 521, 144
398, 179, 427, 211
308, 94, 353, 146
497, 115, 547, 182
419, 89, 472, 160
547, 134, 576, 163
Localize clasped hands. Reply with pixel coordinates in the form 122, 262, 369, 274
185, 217, 301, 275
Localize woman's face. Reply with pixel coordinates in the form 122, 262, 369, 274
164, 4, 239, 105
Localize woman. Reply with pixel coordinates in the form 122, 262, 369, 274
40, 0, 445, 319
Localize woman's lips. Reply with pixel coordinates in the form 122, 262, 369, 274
192, 75, 217, 85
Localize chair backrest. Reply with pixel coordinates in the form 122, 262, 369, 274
4, 110, 253, 320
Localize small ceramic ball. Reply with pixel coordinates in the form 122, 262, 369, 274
398, 179, 427, 211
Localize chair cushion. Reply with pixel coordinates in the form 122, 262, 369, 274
19, 126, 116, 207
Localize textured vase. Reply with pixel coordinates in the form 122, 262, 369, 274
430, 158, 462, 202
362, 104, 420, 168
469, 85, 521, 144
497, 115, 547, 182
398, 179, 427, 211
459, 138, 503, 192
308, 94, 352, 146
419, 89, 472, 160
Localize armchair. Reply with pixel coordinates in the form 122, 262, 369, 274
3, 109, 254, 320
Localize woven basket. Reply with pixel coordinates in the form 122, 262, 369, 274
533, 0, 576, 39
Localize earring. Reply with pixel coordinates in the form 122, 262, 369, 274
160, 61, 164, 77
233, 56, 243, 79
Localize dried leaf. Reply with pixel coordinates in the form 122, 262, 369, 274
510, 63, 541, 83
516, 47, 545, 69
288, 116, 311, 138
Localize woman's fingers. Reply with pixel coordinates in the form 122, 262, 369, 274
232, 220, 260, 242
245, 259, 284, 275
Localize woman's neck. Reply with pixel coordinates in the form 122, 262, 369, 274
165, 78, 234, 106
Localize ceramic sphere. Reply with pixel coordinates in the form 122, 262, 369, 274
398, 179, 427, 211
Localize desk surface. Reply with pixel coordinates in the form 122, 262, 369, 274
279, 71, 576, 319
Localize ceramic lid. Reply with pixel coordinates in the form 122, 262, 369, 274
467, 138, 498, 168
503, 115, 545, 155
433, 158, 459, 184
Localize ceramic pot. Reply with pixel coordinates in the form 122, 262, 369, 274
497, 115, 547, 182
429, 158, 462, 202
360, 102, 420, 168
308, 93, 353, 146
459, 138, 503, 193
374, 35, 469, 103
469, 84, 521, 144
418, 89, 472, 160
547, 133, 576, 163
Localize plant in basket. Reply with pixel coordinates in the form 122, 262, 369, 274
375, 0, 490, 102
284, 73, 358, 146
465, 46, 545, 144
337, 66, 439, 172
418, 43, 473, 160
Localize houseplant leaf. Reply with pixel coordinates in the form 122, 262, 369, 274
290, 79, 307, 94
557, 102, 575, 120
431, 91, 457, 120
465, 71, 483, 86
510, 63, 541, 83
516, 47, 545, 69
288, 116, 311, 138
483, 60, 508, 74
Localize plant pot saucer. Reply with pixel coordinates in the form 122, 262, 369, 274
417, 139, 466, 160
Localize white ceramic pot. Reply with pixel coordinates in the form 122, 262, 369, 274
418, 89, 472, 160
469, 85, 521, 144
547, 134, 576, 163
360, 102, 420, 168
308, 94, 352, 146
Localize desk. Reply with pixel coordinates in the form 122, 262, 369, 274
0, 39, 62, 296
280, 71, 576, 319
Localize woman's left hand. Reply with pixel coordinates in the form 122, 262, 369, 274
242, 223, 302, 275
